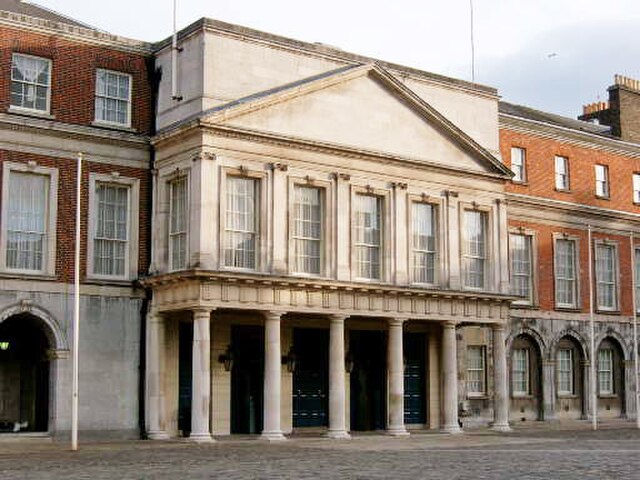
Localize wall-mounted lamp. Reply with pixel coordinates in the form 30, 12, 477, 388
345, 351, 354, 373
218, 345, 234, 372
281, 346, 297, 373
0, 341, 8, 351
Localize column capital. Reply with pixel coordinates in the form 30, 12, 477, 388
442, 320, 457, 329
328, 314, 349, 324
491, 323, 507, 332
263, 310, 284, 322
388, 317, 408, 327
192, 308, 212, 320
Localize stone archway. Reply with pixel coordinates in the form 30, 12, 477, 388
0, 304, 67, 434
509, 333, 544, 422
551, 332, 588, 420
596, 336, 626, 418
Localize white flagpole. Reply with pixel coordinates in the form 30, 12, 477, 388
631, 232, 640, 429
71, 152, 82, 451
588, 225, 597, 430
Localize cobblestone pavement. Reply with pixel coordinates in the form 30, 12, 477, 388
2, 424, 640, 479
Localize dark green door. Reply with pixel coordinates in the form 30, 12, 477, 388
178, 322, 193, 435
404, 332, 426, 425
350, 330, 386, 431
231, 325, 264, 434
293, 329, 328, 427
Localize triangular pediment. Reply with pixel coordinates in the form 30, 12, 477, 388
202, 65, 510, 176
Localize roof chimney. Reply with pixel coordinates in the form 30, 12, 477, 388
578, 74, 640, 143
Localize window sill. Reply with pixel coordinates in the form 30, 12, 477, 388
595, 195, 610, 201
91, 120, 136, 133
410, 281, 440, 289
512, 394, 534, 399
0, 271, 56, 281
554, 306, 581, 313
512, 181, 528, 186
467, 394, 488, 400
511, 302, 538, 310
7, 106, 55, 120
557, 394, 579, 399
595, 309, 621, 316
555, 188, 571, 193
598, 394, 618, 399
84, 277, 136, 287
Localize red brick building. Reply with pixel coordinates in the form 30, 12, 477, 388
0, 0, 153, 437
500, 78, 640, 422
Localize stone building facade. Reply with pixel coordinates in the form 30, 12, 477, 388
0, 1, 152, 438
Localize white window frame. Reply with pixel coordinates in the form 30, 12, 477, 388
555, 156, 569, 191
598, 348, 614, 395
410, 200, 439, 285
509, 231, 535, 305
594, 241, 619, 312
10, 53, 52, 114
557, 348, 574, 396
0, 162, 58, 276
223, 176, 259, 270
553, 235, 579, 309
219, 167, 267, 273
511, 147, 526, 183
350, 185, 391, 283
633, 174, 640, 204
461, 208, 490, 290
94, 68, 132, 128
511, 348, 530, 396
595, 164, 610, 198
288, 179, 331, 278
168, 175, 189, 272
87, 173, 139, 281
466, 346, 486, 397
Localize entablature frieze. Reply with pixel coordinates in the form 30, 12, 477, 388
143, 271, 513, 324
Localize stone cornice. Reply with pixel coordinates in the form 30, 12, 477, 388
154, 122, 510, 183
153, 18, 497, 100
500, 114, 640, 158
0, 12, 152, 54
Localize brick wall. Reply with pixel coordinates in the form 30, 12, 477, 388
0, 149, 150, 283
0, 26, 153, 135
501, 128, 640, 214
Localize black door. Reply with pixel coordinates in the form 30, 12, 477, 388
404, 332, 426, 425
350, 330, 386, 431
231, 325, 264, 434
293, 329, 328, 427
178, 321, 193, 436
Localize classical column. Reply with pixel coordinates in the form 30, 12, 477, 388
542, 360, 557, 421
327, 315, 350, 439
146, 310, 169, 440
582, 360, 592, 420
387, 318, 409, 436
262, 311, 286, 441
491, 324, 511, 431
442, 321, 462, 433
189, 308, 214, 442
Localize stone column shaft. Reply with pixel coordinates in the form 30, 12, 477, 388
387, 318, 409, 435
190, 309, 214, 442
327, 315, 350, 439
146, 311, 169, 440
491, 324, 511, 431
542, 360, 556, 421
442, 321, 461, 433
262, 311, 286, 441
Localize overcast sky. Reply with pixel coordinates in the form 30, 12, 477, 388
33, 0, 640, 117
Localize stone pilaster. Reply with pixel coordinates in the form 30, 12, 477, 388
491, 324, 511, 431
146, 310, 169, 440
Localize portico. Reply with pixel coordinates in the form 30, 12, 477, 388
143, 272, 512, 439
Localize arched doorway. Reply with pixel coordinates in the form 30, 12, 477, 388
0, 314, 50, 433
509, 334, 543, 422
555, 335, 586, 419
596, 337, 626, 418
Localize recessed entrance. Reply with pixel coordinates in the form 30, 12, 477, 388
349, 330, 386, 431
292, 328, 328, 428
231, 325, 264, 434
404, 332, 426, 425
177, 321, 193, 436
0, 314, 50, 433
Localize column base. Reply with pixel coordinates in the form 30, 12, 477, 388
441, 424, 463, 434
386, 427, 410, 437
147, 431, 170, 440
260, 431, 287, 442
326, 430, 351, 440
187, 433, 215, 443
489, 422, 512, 433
